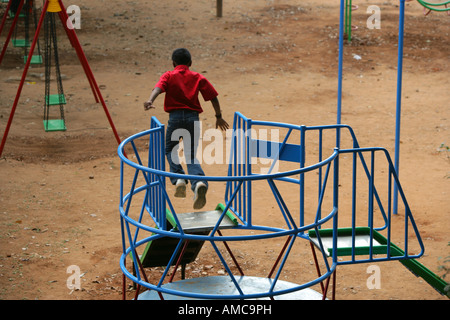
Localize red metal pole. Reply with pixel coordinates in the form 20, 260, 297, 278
218, 229, 244, 276
168, 240, 190, 283
57, 8, 99, 103
56, 0, 123, 148
0, 0, 49, 158
267, 236, 292, 278
0, 0, 25, 65
309, 242, 325, 293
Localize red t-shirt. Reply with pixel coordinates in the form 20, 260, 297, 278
155, 65, 218, 113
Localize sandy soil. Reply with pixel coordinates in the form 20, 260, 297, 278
0, 0, 448, 300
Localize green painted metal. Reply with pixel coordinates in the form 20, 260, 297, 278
43, 119, 66, 132
417, 0, 450, 12
24, 54, 42, 64
309, 227, 449, 297
45, 93, 66, 106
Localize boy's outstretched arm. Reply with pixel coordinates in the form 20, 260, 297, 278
144, 87, 162, 110
211, 97, 229, 131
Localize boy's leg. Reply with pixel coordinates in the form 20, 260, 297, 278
183, 117, 208, 191
165, 119, 187, 186
183, 117, 208, 209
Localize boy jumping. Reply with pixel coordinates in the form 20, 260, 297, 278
144, 48, 229, 210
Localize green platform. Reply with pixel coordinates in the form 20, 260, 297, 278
12, 39, 30, 48
8, 11, 25, 19
45, 94, 66, 106
309, 227, 449, 297
24, 55, 43, 65
132, 204, 238, 279
43, 119, 66, 132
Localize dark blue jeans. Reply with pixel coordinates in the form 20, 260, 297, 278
165, 110, 207, 191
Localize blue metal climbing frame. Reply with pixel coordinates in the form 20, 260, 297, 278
118, 112, 424, 300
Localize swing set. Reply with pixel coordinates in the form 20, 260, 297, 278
5, 0, 43, 63
345, 0, 449, 42
0, 0, 123, 156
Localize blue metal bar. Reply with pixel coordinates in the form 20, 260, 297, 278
120, 137, 339, 184
156, 239, 185, 288
235, 119, 241, 219
314, 161, 332, 225
211, 180, 243, 234
337, 0, 345, 137
338, 146, 425, 257
119, 161, 128, 257
210, 240, 245, 296
387, 166, 393, 258
300, 125, 306, 227
368, 150, 375, 259
394, 0, 406, 215
120, 203, 338, 243
267, 178, 298, 230
267, 128, 293, 173
124, 219, 142, 282
355, 150, 389, 230
351, 149, 357, 261
318, 129, 323, 220
311, 227, 332, 272
154, 174, 184, 235
332, 149, 340, 267
269, 235, 297, 293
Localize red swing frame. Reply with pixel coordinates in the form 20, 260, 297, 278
0, 0, 123, 157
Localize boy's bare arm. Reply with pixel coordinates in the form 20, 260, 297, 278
144, 87, 162, 110
211, 97, 229, 131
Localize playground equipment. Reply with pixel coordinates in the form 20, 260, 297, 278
119, 113, 448, 300
0, 0, 43, 64
414, 0, 450, 15
42, 7, 66, 131
344, 0, 359, 42
0, 0, 123, 156
344, 1, 449, 41
118, 0, 448, 300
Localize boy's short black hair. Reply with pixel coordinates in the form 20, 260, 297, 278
172, 48, 192, 66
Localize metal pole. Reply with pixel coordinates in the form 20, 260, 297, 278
393, 0, 406, 215
57, 9, 99, 103
336, 0, 345, 146
217, 0, 223, 17
57, 0, 123, 148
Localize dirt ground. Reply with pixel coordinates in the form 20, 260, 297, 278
0, 0, 448, 301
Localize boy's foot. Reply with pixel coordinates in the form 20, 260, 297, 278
174, 179, 186, 198
193, 182, 207, 210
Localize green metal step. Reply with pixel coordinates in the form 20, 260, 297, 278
24, 55, 43, 65
12, 39, 30, 48
309, 227, 449, 297
43, 119, 66, 132
45, 94, 66, 106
